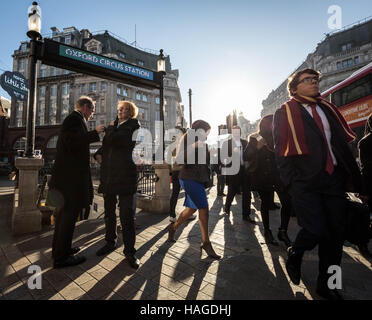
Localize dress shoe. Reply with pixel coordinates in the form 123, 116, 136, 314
277, 229, 292, 248
243, 216, 257, 224
200, 241, 221, 260
285, 247, 303, 285
316, 285, 344, 301
96, 244, 117, 256
69, 247, 81, 255
54, 255, 86, 269
264, 229, 279, 246
125, 254, 140, 269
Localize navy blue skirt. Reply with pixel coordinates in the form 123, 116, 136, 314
179, 179, 208, 210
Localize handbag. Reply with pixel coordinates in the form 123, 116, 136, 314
345, 194, 371, 245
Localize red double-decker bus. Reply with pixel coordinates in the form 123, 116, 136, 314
322, 62, 372, 145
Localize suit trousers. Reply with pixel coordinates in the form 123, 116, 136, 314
104, 193, 136, 256
52, 204, 80, 262
225, 168, 252, 218
169, 171, 181, 218
217, 174, 226, 195
290, 170, 347, 284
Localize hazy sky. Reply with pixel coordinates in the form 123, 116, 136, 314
1, 0, 371, 137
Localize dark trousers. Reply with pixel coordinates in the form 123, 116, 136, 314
169, 171, 181, 219
290, 170, 347, 284
217, 174, 225, 195
52, 204, 80, 262
225, 168, 252, 218
104, 193, 136, 256
257, 189, 292, 231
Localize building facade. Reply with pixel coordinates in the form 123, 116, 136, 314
261, 17, 372, 116
9, 27, 185, 164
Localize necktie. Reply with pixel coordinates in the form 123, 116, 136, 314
309, 104, 334, 175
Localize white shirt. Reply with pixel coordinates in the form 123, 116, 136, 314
302, 104, 337, 165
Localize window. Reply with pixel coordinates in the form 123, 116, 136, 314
51, 67, 59, 76
137, 108, 146, 120
117, 86, 121, 95
37, 99, 45, 126
142, 94, 147, 102
354, 56, 359, 65
49, 84, 57, 125
61, 83, 69, 96
101, 82, 106, 91
39, 86, 46, 97
155, 97, 160, 104
50, 84, 57, 97
18, 59, 25, 72
123, 88, 128, 97
21, 43, 27, 52
119, 52, 126, 59
63, 69, 70, 75
47, 136, 58, 149
155, 111, 160, 121
341, 43, 352, 51
136, 92, 141, 100
89, 83, 96, 92
337, 62, 341, 70
138, 60, 144, 66
81, 84, 86, 94
101, 99, 105, 113
14, 137, 26, 150
64, 35, 71, 44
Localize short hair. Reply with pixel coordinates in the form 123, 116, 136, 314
287, 68, 320, 97
118, 100, 138, 119
191, 119, 211, 132
75, 96, 94, 109
258, 114, 273, 136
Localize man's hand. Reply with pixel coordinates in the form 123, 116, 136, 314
95, 154, 102, 165
109, 121, 115, 126
96, 125, 105, 133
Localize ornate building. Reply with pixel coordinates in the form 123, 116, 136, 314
262, 17, 372, 117
9, 27, 185, 164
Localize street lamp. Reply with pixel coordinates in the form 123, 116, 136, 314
157, 49, 166, 159
25, 2, 42, 157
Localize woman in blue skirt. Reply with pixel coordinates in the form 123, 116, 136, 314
168, 120, 220, 260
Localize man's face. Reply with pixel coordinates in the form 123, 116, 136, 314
294, 73, 320, 97
118, 104, 131, 121
82, 103, 95, 120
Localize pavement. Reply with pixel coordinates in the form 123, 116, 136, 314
0, 178, 371, 300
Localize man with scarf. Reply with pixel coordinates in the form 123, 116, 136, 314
273, 68, 366, 300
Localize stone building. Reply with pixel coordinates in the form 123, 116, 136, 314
262, 17, 372, 116
8, 27, 185, 164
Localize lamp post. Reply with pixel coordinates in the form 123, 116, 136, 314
157, 49, 166, 159
25, 2, 42, 158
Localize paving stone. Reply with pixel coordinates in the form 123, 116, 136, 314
59, 282, 86, 300
80, 279, 113, 299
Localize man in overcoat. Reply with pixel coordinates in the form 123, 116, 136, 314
50, 96, 104, 268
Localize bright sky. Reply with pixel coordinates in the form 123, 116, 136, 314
1, 0, 371, 139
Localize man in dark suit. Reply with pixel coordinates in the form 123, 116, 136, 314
50, 96, 105, 268
273, 68, 366, 300
221, 125, 256, 223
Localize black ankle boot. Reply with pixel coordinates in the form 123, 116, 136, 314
264, 229, 279, 246
286, 247, 303, 285
277, 229, 292, 248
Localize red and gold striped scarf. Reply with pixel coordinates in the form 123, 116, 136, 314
278, 94, 356, 157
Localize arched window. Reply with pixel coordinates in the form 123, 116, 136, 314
13, 137, 26, 150
46, 135, 58, 149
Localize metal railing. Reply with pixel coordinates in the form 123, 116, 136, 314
136, 165, 158, 197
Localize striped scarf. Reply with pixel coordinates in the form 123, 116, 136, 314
278, 94, 356, 157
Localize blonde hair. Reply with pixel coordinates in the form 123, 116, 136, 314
118, 100, 138, 119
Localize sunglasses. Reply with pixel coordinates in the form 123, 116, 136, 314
298, 76, 320, 84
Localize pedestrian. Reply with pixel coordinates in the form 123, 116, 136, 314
50, 96, 105, 268
94, 100, 141, 269
168, 120, 221, 259
273, 68, 366, 300
247, 114, 293, 247
221, 125, 256, 223
357, 113, 372, 258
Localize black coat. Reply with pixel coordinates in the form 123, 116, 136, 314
220, 138, 249, 186
358, 133, 372, 196
273, 103, 363, 195
95, 118, 140, 195
246, 136, 282, 192
50, 111, 100, 210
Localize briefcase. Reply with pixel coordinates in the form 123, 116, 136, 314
345, 194, 371, 245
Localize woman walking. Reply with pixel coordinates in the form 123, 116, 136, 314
168, 120, 221, 259
247, 114, 293, 247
